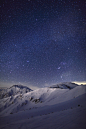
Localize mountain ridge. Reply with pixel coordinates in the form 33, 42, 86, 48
49, 82, 79, 89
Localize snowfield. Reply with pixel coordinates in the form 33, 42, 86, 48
0, 82, 86, 129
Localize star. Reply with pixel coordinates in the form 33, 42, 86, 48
58, 67, 61, 70
0, 0, 86, 88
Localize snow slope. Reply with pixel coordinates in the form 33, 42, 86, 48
0, 82, 86, 129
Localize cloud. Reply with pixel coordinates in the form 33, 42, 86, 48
73, 81, 86, 85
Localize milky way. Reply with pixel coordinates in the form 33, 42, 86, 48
0, 0, 86, 88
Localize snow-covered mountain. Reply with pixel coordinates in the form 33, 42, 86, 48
0, 82, 86, 129
49, 82, 78, 89
0, 85, 32, 99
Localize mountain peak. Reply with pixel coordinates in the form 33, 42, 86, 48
0, 85, 33, 99
10, 84, 32, 90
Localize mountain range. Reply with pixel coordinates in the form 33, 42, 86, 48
0, 82, 86, 129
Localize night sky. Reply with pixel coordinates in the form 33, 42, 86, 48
1, 0, 86, 89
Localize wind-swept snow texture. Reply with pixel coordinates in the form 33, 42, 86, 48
0, 82, 86, 129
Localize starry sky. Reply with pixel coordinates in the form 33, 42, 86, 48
0, 0, 86, 89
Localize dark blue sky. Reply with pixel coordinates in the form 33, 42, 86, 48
0, 0, 86, 89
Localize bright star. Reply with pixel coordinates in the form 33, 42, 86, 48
58, 67, 61, 69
